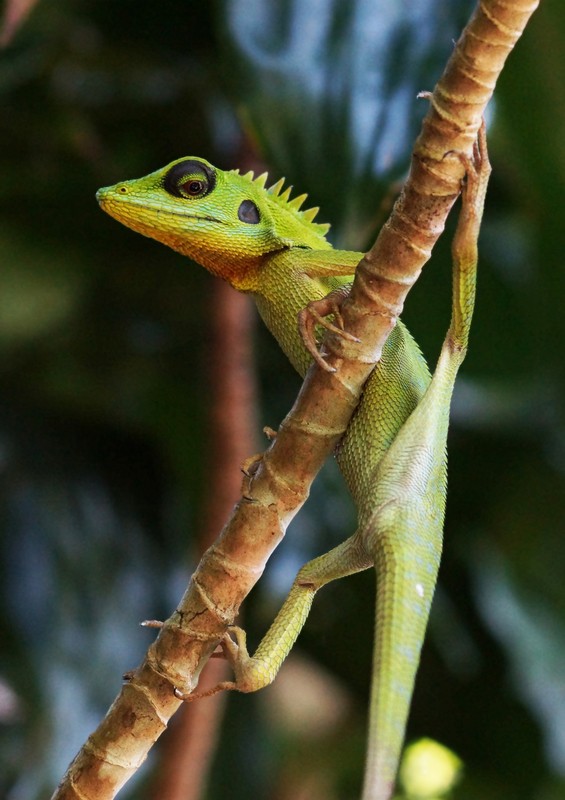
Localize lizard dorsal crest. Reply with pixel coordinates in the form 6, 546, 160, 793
233, 168, 331, 242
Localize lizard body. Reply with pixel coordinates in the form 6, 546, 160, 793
97, 134, 489, 799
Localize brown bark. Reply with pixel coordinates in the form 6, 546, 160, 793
0, 0, 38, 45
51, 2, 540, 798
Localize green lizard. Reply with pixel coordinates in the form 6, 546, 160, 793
96, 127, 490, 800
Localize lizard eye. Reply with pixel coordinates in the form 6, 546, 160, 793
163, 159, 216, 199
182, 179, 205, 196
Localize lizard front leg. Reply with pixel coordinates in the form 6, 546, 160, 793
298, 285, 360, 372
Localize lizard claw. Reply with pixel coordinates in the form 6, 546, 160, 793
241, 453, 263, 478
297, 287, 360, 373
173, 679, 236, 702
217, 625, 248, 665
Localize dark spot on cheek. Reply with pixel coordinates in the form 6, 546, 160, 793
238, 199, 260, 224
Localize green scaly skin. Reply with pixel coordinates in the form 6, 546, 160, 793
97, 136, 489, 800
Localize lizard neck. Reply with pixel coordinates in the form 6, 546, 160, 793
251, 249, 327, 377
169, 236, 268, 292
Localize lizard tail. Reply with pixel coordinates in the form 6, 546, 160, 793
361, 534, 441, 800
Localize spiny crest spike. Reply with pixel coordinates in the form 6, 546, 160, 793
302, 206, 320, 222
288, 193, 308, 211
254, 172, 269, 189
279, 186, 292, 203
242, 170, 255, 181
233, 168, 240, 175
268, 177, 285, 197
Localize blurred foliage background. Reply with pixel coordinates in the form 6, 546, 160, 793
0, 1, 564, 798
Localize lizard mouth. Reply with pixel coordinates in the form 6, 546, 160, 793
96, 189, 226, 226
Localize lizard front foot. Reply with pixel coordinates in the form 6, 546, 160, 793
297, 286, 361, 372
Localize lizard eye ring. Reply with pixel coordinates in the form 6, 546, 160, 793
163, 159, 216, 199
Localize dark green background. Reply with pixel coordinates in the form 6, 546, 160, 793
1, 1, 564, 798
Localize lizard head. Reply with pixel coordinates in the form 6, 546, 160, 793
97, 157, 331, 290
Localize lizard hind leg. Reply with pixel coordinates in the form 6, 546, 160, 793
360, 125, 491, 800
215, 531, 373, 696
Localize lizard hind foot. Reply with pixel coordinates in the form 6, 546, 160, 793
174, 627, 250, 702
297, 287, 361, 372
442, 120, 491, 204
